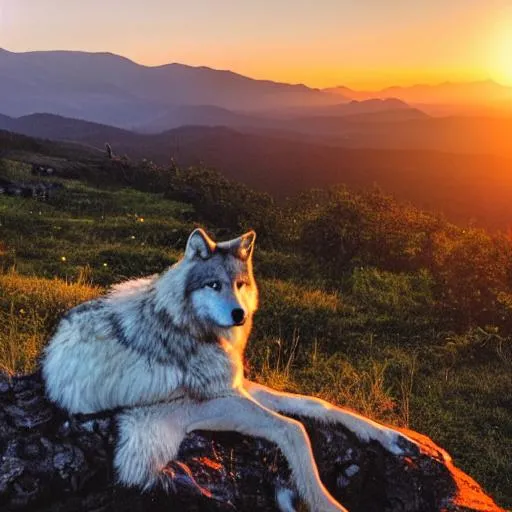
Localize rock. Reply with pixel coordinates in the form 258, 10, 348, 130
0, 371, 504, 512
0, 179, 63, 200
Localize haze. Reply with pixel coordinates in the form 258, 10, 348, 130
2, 0, 512, 88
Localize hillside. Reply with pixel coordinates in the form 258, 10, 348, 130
0, 103, 426, 141
2, 117, 512, 230
0, 139, 511, 508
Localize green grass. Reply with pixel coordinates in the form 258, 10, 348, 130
0, 181, 192, 284
0, 158, 510, 508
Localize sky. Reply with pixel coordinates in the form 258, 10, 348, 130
1, 0, 512, 89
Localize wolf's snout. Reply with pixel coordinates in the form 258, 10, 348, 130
231, 308, 246, 325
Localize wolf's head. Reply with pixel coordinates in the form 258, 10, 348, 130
170, 228, 258, 335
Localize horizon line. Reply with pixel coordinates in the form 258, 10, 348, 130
1, 46, 510, 91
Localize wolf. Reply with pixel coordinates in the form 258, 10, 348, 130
43, 228, 414, 512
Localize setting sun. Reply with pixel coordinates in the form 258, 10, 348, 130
488, 19, 512, 85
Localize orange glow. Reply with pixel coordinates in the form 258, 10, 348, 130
397, 427, 503, 512
487, 20, 512, 85
162, 462, 214, 498
3, 2, 512, 90
194, 457, 223, 471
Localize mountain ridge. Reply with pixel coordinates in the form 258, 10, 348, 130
4, 47, 511, 125
326, 80, 512, 115
0, 48, 345, 127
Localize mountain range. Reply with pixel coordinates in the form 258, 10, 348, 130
136, 97, 425, 134
0, 48, 346, 128
2, 48, 511, 130
2, 109, 512, 160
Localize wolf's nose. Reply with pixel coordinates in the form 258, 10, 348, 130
231, 308, 246, 325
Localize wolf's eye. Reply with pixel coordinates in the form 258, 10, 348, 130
206, 281, 222, 291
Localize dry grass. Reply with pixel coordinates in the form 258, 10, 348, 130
0, 270, 101, 374
261, 278, 341, 312
251, 334, 400, 426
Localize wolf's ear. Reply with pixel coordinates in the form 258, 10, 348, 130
185, 228, 216, 260
217, 231, 256, 260
238, 230, 256, 261
222, 230, 255, 261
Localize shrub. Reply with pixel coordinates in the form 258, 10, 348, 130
431, 228, 512, 329
165, 166, 282, 246
298, 187, 444, 274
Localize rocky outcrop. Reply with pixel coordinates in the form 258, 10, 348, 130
0, 371, 503, 512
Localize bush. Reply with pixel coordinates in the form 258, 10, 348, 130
295, 186, 512, 332
430, 228, 512, 329
298, 187, 443, 274
165, 166, 283, 246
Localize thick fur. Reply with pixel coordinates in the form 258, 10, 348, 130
43, 228, 413, 512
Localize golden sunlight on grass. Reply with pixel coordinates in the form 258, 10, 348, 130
253, 339, 399, 426
260, 279, 342, 313
0, 271, 101, 374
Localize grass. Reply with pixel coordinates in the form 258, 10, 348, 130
0, 180, 191, 284
0, 271, 101, 374
0, 157, 510, 508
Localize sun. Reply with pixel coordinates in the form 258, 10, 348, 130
487, 21, 512, 86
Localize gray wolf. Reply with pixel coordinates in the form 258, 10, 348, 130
43, 228, 414, 512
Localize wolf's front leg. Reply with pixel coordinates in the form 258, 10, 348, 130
244, 380, 415, 456
115, 404, 188, 490
184, 390, 347, 512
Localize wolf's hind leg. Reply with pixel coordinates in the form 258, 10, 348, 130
244, 380, 416, 455
115, 404, 187, 490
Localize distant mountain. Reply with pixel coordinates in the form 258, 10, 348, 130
137, 105, 262, 133
3, 47, 511, 126
0, 48, 433, 133
3, 109, 511, 161
137, 98, 427, 133
0, 102, 427, 146
0, 113, 12, 126
0, 48, 345, 127
0, 113, 133, 141
326, 81, 512, 116
262, 98, 416, 118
